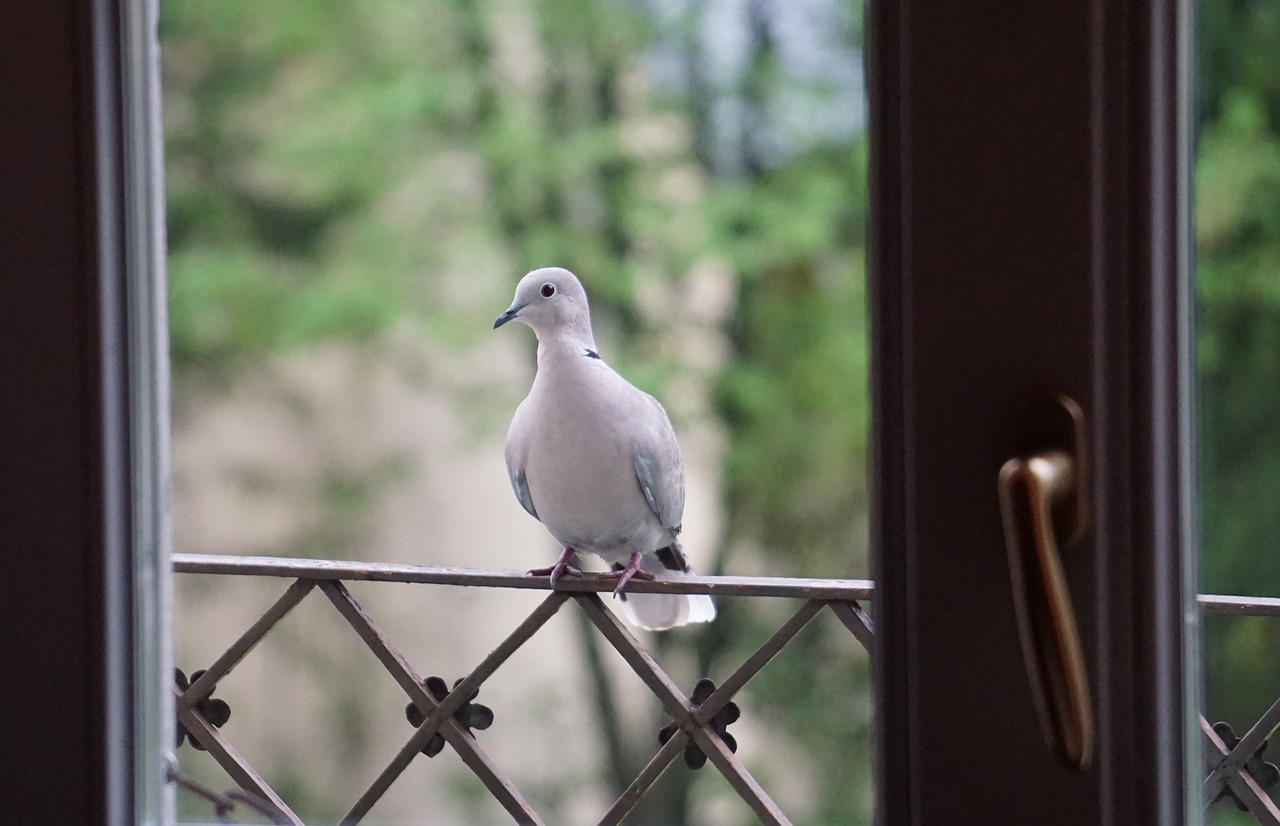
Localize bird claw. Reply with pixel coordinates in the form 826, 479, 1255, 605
549, 563, 584, 585
527, 548, 583, 586
526, 562, 584, 585
601, 552, 656, 598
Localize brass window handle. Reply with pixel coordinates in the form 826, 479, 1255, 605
998, 396, 1094, 770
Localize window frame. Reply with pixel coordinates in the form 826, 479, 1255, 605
0, 0, 169, 822
868, 0, 1196, 823
0, 0, 1195, 822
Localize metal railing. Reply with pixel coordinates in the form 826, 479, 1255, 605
171, 554, 874, 825
171, 554, 1280, 825
1200, 595, 1280, 824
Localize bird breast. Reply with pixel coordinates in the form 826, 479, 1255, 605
519, 367, 668, 558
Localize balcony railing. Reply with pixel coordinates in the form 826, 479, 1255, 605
171, 554, 874, 825
1200, 595, 1280, 823
171, 554, 1280, 825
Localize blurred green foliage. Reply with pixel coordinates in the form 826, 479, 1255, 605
1198, 3, 1280, 814
712, 151, 869, 572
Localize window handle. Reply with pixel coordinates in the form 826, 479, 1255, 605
997, 395, 1094, 769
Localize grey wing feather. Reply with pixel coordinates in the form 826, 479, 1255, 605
633, 454, 667, 526
504, 448, 539, 520
632, 400, 684, 533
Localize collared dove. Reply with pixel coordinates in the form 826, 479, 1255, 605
494, 267, 716, 631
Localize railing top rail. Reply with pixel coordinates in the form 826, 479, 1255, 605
1198, 594, 1280, 617
173, 554, 1280, 616
173, 553, 875, 601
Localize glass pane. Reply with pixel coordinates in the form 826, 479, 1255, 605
1198, 0, 1280, 821
160, 1, 872, 823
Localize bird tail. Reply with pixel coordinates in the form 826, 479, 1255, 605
618, 543, 716, 631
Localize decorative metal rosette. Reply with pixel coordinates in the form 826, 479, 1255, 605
405, 676, 494, 757
658, 678, 740, 770
175, 668, 231, 751
1211, 720, 1280, 811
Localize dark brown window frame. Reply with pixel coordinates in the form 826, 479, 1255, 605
0, 1, 169, 823
0, 0, 1195, 823
869, 0, 1195, 823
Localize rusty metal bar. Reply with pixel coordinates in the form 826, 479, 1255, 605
175, 553, 874, 600
689, 724, 791, 825
596, 731, 690, 826
179, 578, 316, 713
1199, 595, 1280, 617
407, 589, 572, 740
694, 601, 824, 726
339, 716, 517, 826
173, 556, 1280, 619
1204, 694, 1280, 802
321, 580, 556, 825
573, 593, 696, 720
168, 765, 288, 825
323, 582, 567, 750
1202, 716, 1280, 825
175, 686, 302, 825
827, 600, 875, 652
575, 593, 793, 824
167, 766, 240, 820
339, 709, 536, 826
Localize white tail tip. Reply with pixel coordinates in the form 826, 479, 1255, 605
620, 592, 716, 631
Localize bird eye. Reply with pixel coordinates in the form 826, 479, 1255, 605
540, 283, 556, 298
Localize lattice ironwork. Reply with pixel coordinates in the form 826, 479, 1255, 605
1201, 594, 1280, 825
172, 556, 1280, 824
171, 554, 874, 825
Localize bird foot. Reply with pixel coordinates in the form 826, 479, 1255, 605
527, 548, 583, 586
600, 552, 656, 597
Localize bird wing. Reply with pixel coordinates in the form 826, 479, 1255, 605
504, 404, 539, 520
631, 394, 684, 533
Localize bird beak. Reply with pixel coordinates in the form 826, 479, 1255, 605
493, 302, 524, 329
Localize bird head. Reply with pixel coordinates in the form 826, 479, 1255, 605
493, 267, 594, 343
